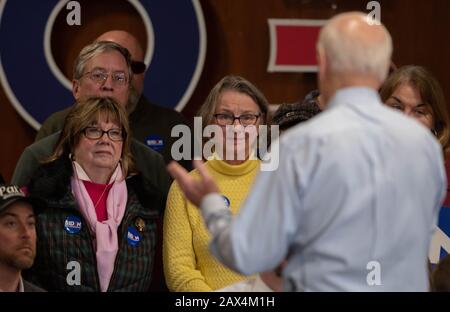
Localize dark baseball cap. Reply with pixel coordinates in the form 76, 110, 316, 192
0, 184, 44, 215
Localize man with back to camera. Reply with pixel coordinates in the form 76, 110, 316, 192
0, 184, 44, 292
167, 12, 447, 291
35, 30, 191, 170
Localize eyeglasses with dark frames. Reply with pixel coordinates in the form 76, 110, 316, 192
213, 113, 261, 126
83, 127, 125, 141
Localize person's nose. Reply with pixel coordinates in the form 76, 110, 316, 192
18, 222, 33, 240
230, 116, 247, 131
404, 108, 413, 117
98, 131, 112, 144
101, 74, 114, 91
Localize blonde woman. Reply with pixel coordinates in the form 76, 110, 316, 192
163, 75, 269, 291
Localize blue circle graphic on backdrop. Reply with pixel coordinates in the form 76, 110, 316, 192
0, 0, 206, 129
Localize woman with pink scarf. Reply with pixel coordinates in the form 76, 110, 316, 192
25, 97, 163, 291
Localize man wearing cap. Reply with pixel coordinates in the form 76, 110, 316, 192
0, 185, 44, 292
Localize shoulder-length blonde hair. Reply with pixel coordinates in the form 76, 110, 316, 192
47, 97, 135, 176
380, 65, 450, 157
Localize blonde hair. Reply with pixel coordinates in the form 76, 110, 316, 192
47, 97, 135, 176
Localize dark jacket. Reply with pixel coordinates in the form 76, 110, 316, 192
23, 280, 46, 292
34, 96, 192, 170
25, 156, 165, 292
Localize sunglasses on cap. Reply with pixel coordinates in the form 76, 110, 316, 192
131, 61, 146, 74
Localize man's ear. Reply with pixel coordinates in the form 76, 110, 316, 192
72, 79, 80, 99
317, 47, 327, 80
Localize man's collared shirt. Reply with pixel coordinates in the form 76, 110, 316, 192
202, 87, 446, 291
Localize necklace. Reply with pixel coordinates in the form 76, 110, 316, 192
92, 183, 111, 210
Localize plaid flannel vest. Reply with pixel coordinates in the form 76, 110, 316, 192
28, 179, 158, 292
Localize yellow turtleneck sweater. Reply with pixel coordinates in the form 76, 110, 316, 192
163, 158, 260, 292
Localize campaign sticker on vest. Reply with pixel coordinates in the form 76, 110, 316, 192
127, 226, 141, 247
221, 195, 231, 208
145, 135, 164, 152
64, 215, 82, 234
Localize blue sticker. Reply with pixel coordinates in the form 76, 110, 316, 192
127, 226, 141, 247
64, 215, 82, 234
221, 195, 231, 208
145, 135, 165, 152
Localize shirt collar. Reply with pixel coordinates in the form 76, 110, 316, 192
326, 87, 381, 110
72, 161, 121, 183
0, 276, 24, 292
18, 277, 24, 292
73, 161, 92, 181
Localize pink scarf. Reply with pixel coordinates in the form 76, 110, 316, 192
70, 162, 127, 292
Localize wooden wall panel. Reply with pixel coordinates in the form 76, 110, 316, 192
1, 0, 449, 182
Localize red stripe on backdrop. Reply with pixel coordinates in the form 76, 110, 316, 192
275, 25, 321, 66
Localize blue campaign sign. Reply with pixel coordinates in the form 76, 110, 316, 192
430, 206, 450, 264
0, 0, 206, 129
438, 207, 450, 259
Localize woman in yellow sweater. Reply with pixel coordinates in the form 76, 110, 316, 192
163, 75, 269, 291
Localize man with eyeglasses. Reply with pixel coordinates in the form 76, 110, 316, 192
12, 40, 170, 292
12, 40, 170, 195
34, 31, 191, 171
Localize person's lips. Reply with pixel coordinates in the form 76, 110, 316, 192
95, 150, 113, 156
226, 135, 246, 142
17, 245, 34, 253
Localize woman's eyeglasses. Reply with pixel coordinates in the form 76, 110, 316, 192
83, 127, 125, 141
213, 113, 261, 126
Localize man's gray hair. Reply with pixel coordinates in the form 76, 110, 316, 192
72, 41, 133, 82
317, 13, 393, 82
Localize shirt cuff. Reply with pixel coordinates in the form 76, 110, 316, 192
200, 192, 227, 223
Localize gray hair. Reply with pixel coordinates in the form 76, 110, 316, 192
73, 41, 133, 82
317, 13, 393, 82
197, 75, 269, 128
